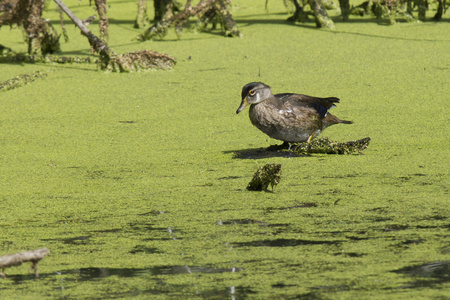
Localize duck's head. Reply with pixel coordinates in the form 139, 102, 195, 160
236, 82, 273, 114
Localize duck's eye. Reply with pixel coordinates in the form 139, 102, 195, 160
249, 89, 256, 96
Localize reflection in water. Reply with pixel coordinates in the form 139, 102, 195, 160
63, 265, 243, 281
234, 238, 341, 247
41, 236, 91, 245
393, 261, 450, 287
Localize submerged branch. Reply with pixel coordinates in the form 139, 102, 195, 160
53, 0, 176, 72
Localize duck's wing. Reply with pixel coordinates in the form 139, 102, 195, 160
277, 93, 340, 118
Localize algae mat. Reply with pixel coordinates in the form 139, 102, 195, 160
1, 0, 449, 298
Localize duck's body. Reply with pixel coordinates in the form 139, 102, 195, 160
236, 82, 352, 143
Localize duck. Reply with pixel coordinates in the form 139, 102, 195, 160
236, 82, 352, 143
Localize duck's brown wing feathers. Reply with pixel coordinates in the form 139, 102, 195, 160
276, 93, 340, 118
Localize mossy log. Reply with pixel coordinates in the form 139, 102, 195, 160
94, 0, 108, 44
134, 0, 150, 28
350, 0, 426, 23
0, 0, 61, 54
54, 0, 176, 72
287, 0, 335, 28
0, 70, 48, 92
0, 52, 95, 64
309, 0, 335, 28
138, 0, 241, 41
287, 0, 312, 23
339, 0, 350, 20
291, 137, 371, 155
0, 248, 50, 279
247, 164, 282, 192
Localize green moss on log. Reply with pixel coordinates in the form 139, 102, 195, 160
292, 137, 371, 155
0, 71, 49, 92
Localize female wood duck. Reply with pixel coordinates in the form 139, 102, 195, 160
236, 82, 352, 143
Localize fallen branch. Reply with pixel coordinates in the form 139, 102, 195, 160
54, 0, 175, 72
0, 70, 49, 92
138, 0, 241, 41
0, 248, 50, 279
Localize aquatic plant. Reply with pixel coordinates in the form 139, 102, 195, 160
247, 164, 282, 191
291, 137, 371, 155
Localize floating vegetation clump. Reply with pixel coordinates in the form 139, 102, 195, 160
0, 71, 49, 92
292, 137, 371, 155
247, 164, 282, 192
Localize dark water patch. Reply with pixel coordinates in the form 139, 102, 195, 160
272, 282, 297, 288
118, 120, 138, 124
346, 235, 369, 241
322, 173, 360, 179
4, 273, 46, 283
63, 265, 242, 280
368, 207, 389, 213
86, 170, 105, 179
223, 147, 301, 159
198, 286, 257, 299
333, 252, 366, 257
217, 219, 266, 225
392, 261, 450, 287
233, 238, 340, 248
294, 291, 329, 299
370, 217, 392, 222
425, 214, 447, 221
41, 235, 90, 245
129, 245, 163, 254
267, 223, 291, 228
128, 222, 168, 232
198, 67, 227, 72
91, 228, 122, 233
265, 202, 318, 212
415, 224, 448, 229
218, 176, 242, 180
398, 239, 425, 247
384, 224, 409, 231
2, 266, 241, 284
315, 189, 343, 195
137, 210, 166, 216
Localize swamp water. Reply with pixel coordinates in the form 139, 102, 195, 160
0, 0, 449, 298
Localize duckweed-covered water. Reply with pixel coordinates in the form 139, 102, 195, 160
1, 0, 449, 298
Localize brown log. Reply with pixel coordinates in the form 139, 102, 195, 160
0, 248, 50, 279
53, 0, 112, 56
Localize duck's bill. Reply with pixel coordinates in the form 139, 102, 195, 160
236, 97, 248, 114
